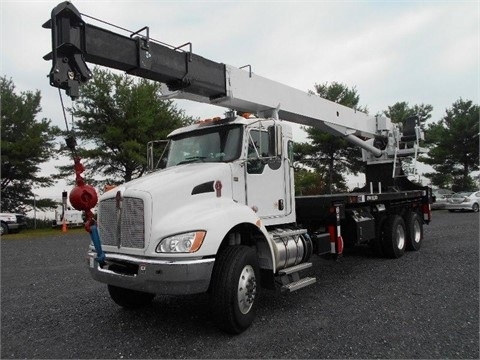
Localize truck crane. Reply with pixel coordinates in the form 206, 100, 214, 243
44, 2, 432, 334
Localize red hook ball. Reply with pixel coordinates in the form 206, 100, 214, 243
69, 184, 98, 211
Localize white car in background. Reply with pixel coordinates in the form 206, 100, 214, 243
445, 191, 480, 213
0, 213, 20, 235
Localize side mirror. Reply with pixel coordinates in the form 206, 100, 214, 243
147, 140, 169, 171
268, 125, 282, 157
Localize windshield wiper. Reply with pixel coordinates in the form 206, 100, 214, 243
177, 156, 207, 165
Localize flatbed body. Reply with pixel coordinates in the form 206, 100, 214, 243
296, 188, 428, 227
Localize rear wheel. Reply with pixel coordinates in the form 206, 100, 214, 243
210, 245, 259, 334
405, 212, 423, 251
107, 285, 155, 309
382, 215, 406, 259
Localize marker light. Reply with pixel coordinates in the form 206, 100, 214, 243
156, 231, 206, 253
196, 117, 222, 125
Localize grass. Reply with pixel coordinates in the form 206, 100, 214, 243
1, 226, 87, 239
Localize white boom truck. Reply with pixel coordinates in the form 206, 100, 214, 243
44, 2, 433, 333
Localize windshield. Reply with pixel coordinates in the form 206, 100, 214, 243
166, 125, 243, 167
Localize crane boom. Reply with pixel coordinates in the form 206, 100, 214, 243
43, 2, 226, 99
43, 1, 424, 166
166, 64, 382, 140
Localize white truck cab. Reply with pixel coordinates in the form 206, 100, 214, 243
90, 115, 301, 297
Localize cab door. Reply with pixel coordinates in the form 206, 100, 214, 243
245, 126, 288, 221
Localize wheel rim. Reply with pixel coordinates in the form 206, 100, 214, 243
396, 225, 405, 250
237, 265, 257, 315
413, 219, 421, 244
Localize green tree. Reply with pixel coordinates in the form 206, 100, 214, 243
61, 67, 193, 187
422, 99, 479, 191
295, 82, 367, 194
1, 76, 60, 213
383, 101, 433, 129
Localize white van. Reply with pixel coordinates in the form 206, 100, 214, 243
52, 207, 85, 228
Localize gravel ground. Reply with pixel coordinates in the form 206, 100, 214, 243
1, 210, 478, 359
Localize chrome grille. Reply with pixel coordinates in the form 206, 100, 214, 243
98, 197, 145, 249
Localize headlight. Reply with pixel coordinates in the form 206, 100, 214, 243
156, 231, 206, 253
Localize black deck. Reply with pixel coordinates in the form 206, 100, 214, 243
295, 189, 427, 227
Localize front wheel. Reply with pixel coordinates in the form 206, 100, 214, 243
472, 203, 479, 212
1, 223, 8, 236
210, 245, 259, 334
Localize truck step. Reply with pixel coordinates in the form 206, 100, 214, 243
281, 276, 316, 292
278, 262, 312, 275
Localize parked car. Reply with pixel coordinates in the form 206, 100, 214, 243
0, 213, 20, 235
445, 191, 480, 212
432, 189, 455, 210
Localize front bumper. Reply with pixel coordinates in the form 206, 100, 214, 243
87, 252, 215, 295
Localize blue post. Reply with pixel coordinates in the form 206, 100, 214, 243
89, 224, 105, 265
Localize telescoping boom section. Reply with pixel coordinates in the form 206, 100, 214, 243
43, 1, 424, 171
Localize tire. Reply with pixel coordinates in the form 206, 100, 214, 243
381, 215, 406, 259
107, 285, 155, 309
405, 212, 423, 251
1, 222, 8, 236
472, 203, 479, 213
210, 245, 259, 334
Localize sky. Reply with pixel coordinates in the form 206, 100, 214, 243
1, 0, 479, 218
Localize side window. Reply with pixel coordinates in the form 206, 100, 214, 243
247, 130, 269, 174
248, 130, 269, 158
